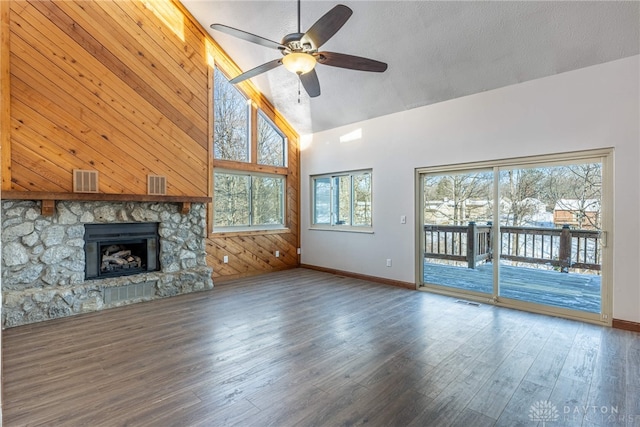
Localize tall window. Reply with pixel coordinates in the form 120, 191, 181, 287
214, 172, 284, 228
312, 170, 372, 229
212, 67, 289, 231
213, 67, 250, 162
257, 111, 287, 167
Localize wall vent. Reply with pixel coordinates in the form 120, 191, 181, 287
147, 175, 167, 195
73, 169, 99, 193
104, 281, 156, 305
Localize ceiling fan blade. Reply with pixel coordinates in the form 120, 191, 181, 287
299, 69, 321, 98
301, 5, 352, 50
210, 24, 285, 51
229, 59, 283, 84
316, 52, 388, 72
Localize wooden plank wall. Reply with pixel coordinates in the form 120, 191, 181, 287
4, 0, 301, 281
8, 0, 208, 195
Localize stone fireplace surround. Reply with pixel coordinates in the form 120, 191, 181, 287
1, 200, 213, 328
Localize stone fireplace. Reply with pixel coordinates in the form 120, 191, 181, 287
2, 200, 213, 328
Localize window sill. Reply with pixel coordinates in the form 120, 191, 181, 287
309, 226, 374, 234
211, 227, 292, 237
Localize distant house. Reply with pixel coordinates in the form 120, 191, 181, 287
425, 197, 555, 226
497, 197, 554, 227
424, 200, 451, 224
518, 197, 554, 227
553, 199, 600, 229
424, 199, 492, 225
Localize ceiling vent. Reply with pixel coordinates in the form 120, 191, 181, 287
73, 169, 99, 193
147, 175, 167, 196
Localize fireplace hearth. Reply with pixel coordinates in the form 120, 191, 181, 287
85, 222, 159, 280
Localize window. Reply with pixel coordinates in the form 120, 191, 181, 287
212, 66, 290, 232
214, 172, 285, 229
213, 67, 250, 162
312, 170, 372, 229
257, 111, 287, 167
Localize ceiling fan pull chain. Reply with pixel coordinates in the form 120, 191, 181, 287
298, 79, 301, 104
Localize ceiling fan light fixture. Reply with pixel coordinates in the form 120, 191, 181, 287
210, 4, 385, 98
282, 52, 316, 75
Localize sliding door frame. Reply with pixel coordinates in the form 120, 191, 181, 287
415, 148, 613, 326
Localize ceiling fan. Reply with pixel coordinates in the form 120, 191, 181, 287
210, 1, 388, 98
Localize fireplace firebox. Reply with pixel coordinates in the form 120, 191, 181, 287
85, 223, 160, 280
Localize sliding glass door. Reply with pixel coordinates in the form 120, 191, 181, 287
497, 162, 603, 315
418, 150, 611, 324
420, 169, 495, 297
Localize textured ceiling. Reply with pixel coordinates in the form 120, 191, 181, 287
182, 1, 640, 135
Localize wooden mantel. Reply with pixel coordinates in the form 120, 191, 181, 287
1, 191, 210, 216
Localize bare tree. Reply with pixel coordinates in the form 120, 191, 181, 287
425, 172, 492, 225
214, 69, 249, 162
353, 173, 372, 226
501, 168, 546, 226
257, 114, 285, 166
214, 173, 284, 227
551, 163, 602, 229
252, 176, 284, 225
214, 173, 249, 227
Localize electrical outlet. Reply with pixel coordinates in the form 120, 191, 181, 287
223, 255, 228, 263
275, 250, 280, 257
386, 259, 392, 267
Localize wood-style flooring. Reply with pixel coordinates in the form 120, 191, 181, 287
3, 268, 639, 426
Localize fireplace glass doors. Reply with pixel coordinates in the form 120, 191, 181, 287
84, 223, 160, 280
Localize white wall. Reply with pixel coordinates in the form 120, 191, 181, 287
301, 56, 640, 323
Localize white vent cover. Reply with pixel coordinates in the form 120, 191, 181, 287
148, 175, 167, 195
73, 169, 99, 193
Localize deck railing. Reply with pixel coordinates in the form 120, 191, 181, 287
424, 223, 601, 272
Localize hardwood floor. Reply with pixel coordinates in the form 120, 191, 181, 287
3, 268, 639, 426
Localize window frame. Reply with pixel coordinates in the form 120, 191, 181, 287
213, 170, 286, 232
257, 109, 288, 168
211, 66, 292, 234
311, 169, 373, 232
